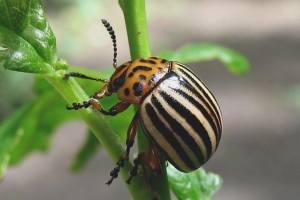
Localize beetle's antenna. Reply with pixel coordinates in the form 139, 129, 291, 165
101, 19, 117, 69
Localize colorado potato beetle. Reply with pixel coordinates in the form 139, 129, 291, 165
64, 19, 223, 185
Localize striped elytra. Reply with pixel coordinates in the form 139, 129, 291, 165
65, 19, 222, 186
139, 61, 222, 172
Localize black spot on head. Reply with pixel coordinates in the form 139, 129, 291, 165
139, 75, 146, 80
112, 70, 127, 91
128, 72, 134, 77
133, 82, 143, 96
158, 67, 163, 71
161, 59, 167, 64
139, 59, 156, 64
124, 88, 130, 96
150, 57, 158, 60
148, 74, 156, 85
133, 66, 152, 72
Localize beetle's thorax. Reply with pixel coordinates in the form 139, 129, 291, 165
109, 57, 170, 104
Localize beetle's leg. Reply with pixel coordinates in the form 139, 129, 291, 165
106, 113, 139, 185
66, 101, 92, 110
89, 99, 131, 116
146, 142, 162, 176
93, 84, 111, 99
126, 142, 162, 186
66, 83, 131, 116
65, 74, 111, 110
67, 98, 131, 116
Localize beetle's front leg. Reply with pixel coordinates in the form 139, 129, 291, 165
66, 83, 110, 111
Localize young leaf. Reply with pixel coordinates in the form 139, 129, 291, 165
158, 43, 250, 75
0, 0, 57, 64
0, 26, 54, 74
167, 164, 223, 200
0, 0, 56, 73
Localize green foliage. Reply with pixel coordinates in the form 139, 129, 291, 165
0, 0, 132, 181
158, 43, 250, 75
0, 26, 53, 74
8, 77, 78, 164
285, 85, 300, 109
0, 0, 250, 199
0, 102, 33, 179
167, 165, 223, 200
0, 0, 56, 73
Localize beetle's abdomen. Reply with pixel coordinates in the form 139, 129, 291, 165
138, 62, 222, 172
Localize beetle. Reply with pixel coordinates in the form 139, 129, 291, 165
64, 19, 223, 186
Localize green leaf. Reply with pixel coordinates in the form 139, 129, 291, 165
158, 43, 250, 75
0, 0, 57, 65
285, 85, 300, 110
0, 26, 54, 74
33, 74, 56, 95
0, 154, 9, 180
71, 129, 100, 172
9, 88, 79, 164
167, 164, 223, 200
0, 0, 56, 74
0, 102, 34, 179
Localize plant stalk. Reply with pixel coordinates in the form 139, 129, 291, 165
119, 0, 171, 199
43, 71, 152, 200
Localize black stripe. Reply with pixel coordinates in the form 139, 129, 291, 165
177, 64, 221, 120
161, 69, 220, 142
171, 86, 220, 144
139, 58, 156, 64
144, 96, 199, 171
133, 66, 152, 72
177, 66, 222, 134
174, 75, 220, 143
152, 93, 206, 165
140, 104, 182, 171
158, 89, 213, 159
117, 64, 129, 71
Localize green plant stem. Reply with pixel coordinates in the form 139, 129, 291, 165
43, 71, 152, 200
44, 0, 171, 199
119, 0, 151, 59
120, 0, 171, 200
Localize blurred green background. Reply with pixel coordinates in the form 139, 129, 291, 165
0, 0, 299, 199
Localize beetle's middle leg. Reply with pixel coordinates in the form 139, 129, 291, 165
106, 113, 139, 185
